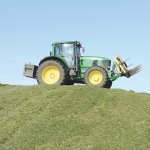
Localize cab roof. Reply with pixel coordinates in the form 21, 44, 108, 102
52, 41, 80, 46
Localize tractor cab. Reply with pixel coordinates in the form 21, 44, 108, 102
52, 41, 81, 73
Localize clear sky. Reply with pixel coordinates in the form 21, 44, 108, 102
0, 0, 149, 93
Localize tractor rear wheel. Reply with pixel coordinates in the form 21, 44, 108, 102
37, 60, 67, 85
84, 67, 110, 88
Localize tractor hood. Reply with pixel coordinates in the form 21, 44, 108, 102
80, 56, 111, 61
80, 56, 111, 69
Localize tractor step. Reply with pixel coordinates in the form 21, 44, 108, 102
69, 69, 76, 76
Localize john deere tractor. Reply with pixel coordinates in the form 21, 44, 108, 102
23, 41, 141, 88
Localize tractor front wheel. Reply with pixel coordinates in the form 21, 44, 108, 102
84, 67, 111, 88
105, 80, 112, 88
37, 60, 67, 85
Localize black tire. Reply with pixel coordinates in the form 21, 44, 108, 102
84, 66, 110, 88
37, 60, 67, 85
104, 80, 112, 89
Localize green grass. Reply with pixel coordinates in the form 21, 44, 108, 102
0, 85, 150, 150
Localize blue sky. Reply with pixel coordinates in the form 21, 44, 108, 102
0, 0, 149, 93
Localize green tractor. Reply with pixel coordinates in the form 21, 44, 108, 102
23, 41, 141, 88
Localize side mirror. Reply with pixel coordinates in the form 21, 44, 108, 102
82, 47, 85, 53
50, 51, 52, 56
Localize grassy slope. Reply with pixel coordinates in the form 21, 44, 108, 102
0, 84, 150, 150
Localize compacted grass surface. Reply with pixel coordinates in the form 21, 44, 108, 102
0, 84, 150, 150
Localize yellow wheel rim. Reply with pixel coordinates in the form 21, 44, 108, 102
42, 66, 60, 84
89, 70, 103, 85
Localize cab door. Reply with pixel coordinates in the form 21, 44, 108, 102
61, 43, 75, 68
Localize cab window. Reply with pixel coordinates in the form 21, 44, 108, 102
62, 43, 74, 67
55, 44, 61, 56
